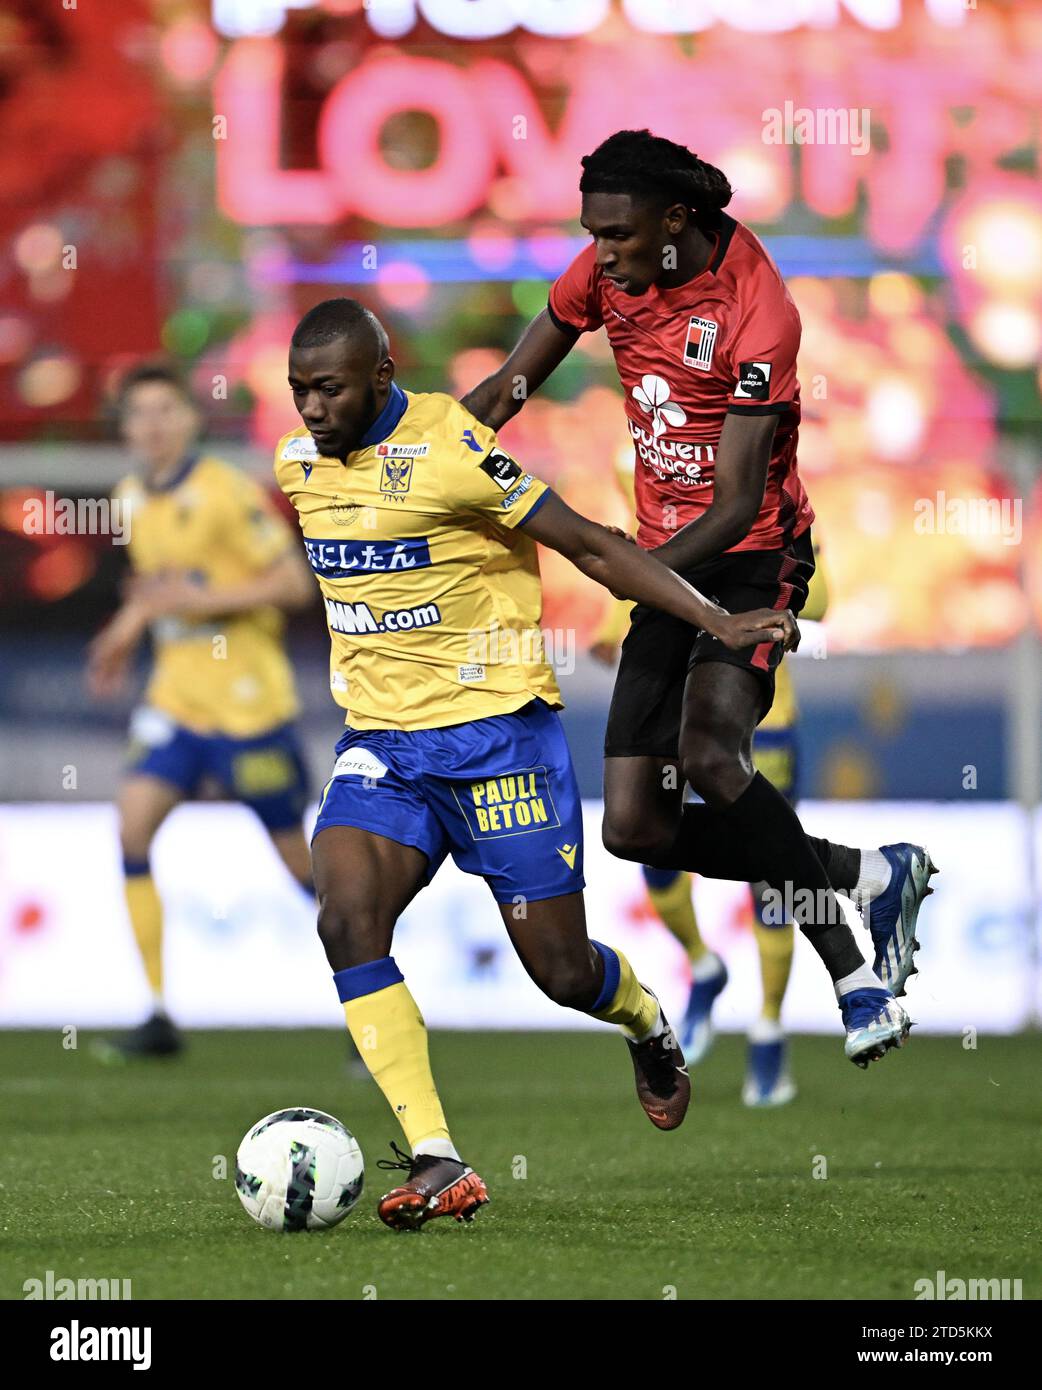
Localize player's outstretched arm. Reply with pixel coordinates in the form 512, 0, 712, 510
460, 310, 576, 431
651, 412, 777, 573
521, 491, 798, 653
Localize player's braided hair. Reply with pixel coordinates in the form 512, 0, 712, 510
579, 130, 733, 229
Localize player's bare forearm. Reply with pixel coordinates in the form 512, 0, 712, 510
460, 309, 575, 429
578, 530, 728, 633
651, 504, 756, 574
522, 491, 797, 651
653, 412, 777, 572
459, 374, 517, 432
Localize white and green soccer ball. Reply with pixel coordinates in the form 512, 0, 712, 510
235, 1108, 364, 1232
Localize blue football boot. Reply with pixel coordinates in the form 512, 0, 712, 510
679, 954, 728, 1064
861, 844, 938, 997
840, 987, 911, 1068
742, 1019, 797, 1107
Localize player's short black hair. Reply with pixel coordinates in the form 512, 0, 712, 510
291, 298, 390, 363
116, 362, 197, 414
579, 129, 733, 228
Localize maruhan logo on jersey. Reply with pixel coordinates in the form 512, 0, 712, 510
325, 597, 442, 635
376, 442, 430, 458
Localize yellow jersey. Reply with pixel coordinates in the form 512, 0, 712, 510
274, 385, 561, 731
115, 453, 300, 738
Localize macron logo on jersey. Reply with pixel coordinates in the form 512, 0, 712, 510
281, 435, 318, 481
304, 537, 432, 578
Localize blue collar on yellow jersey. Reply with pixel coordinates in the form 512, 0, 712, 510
357, 382, 408, 449
145, 451, 200, 494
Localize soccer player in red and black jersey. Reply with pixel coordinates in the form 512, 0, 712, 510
463, 130, 938, 1068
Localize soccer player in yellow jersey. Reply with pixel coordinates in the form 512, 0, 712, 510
87, 364, 316, 1058
276, 299, 798, 1230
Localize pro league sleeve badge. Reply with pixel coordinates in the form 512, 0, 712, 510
479, 450, 524, 489
734, 361, 773, 399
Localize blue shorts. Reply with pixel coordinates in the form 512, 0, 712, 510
126, 707, 309, 832
312, 699, 585, 905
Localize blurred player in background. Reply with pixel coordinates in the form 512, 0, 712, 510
86, 365, 316, 1058
591, 455, 831, 1105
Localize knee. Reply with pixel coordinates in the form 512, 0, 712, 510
316, 893, 387, 968
118, 819, 154, 866
537, 956, 600, 1012
680, 735, 747, 802
602, 814, 673, 864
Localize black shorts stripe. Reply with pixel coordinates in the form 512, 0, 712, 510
603, 528, 815, 759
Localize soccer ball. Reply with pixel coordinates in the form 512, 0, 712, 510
235, 1107, 364, 1231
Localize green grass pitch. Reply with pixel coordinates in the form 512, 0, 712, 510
1, 1029, 1038, 1301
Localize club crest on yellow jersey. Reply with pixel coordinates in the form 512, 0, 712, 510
380, 458, 414, 496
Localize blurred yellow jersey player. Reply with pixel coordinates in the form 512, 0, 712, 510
87, 364, 316, 1060
589, 455, 830, 1106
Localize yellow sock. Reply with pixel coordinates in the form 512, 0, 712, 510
646, 870, 706, 962
337, 959, 451, 1153
589, 942, 659, 1039
123, 864, 164, 1003
753, 920, 794, 1023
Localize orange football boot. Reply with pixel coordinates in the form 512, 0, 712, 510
376, 1142, 489, 1231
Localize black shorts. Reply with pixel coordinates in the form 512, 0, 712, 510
604, 528, 815, 759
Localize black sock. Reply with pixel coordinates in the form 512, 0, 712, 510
813, 839, 860, 893
655, 773, 864, 983
646, 803, 861, 893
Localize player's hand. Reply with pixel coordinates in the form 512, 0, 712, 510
86, 605, 147, 697
713, 608, 800, 653
86, 634, 128, 698
128, 572, 209, 619
589, 640, 619, 668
